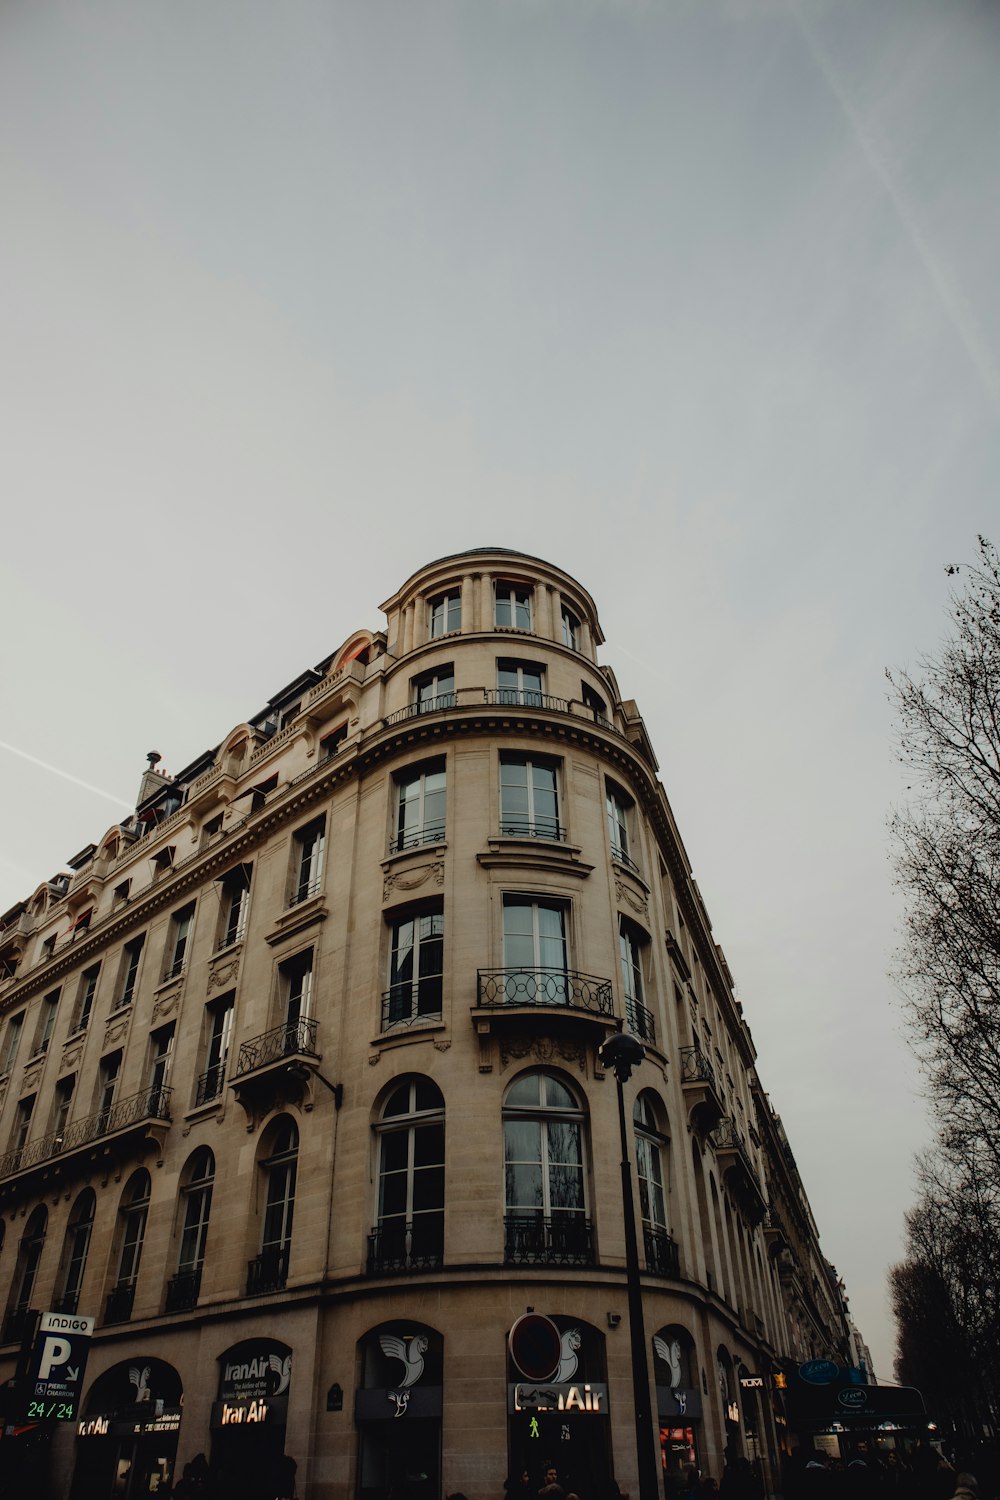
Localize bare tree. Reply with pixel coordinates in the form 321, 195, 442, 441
889, 536, 1000, 1172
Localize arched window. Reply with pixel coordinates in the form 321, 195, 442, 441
56, 1189, 95, 1315
3, 1205, 47, 1343
106, 1171, 150, 1324
503, 1071, 592, 1266
248, 1118, 298, 1295
634, 1091, 676, 1274
369, 1078, 444, 1274
166, 1148, 215, 1312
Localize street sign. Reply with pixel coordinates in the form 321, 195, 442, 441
22, 1311, 94, 1421
508, 1314, 562, 1383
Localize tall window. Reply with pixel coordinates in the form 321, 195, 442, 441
106, 1171, 150, 1323
495, 583, 532, 630
166, 904, 195, 979
496, 659, 544, 707
249, 1120, 298, 1294
198, 996, 234, 1105
561, 606, 580, 650
429, 591, 461, 638
167, 1148, 215, 1311
148, 1024, 175, 1097
503, 1072, 590, 1264
385, 910, 444, 1028
606, 785, 638, 871
32, 990, 59, 1057
0, 1013, 23, 1074
10, 1094, 35, 1161
291, 818, 325, 905
499, 755, 560, 839
116, 936, 145, 1008
4, 1206, 47, 1341
95, 1052, 121, 1135
74, 966, 100, 1033
619, 919, 653, 1040
412, 666, 455, 714
394, 760, 446, 851
218, 865, 252, 949
371, 1079, 445, 1272
281, 950, 314, 1032
502, 898, 568, 1003
56, 1191, 95, 1315
635, 1093, 674, 1274
52, 1075, 75, 1143
321, 722, 349, 760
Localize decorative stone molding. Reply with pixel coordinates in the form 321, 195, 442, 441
61, 1041, 85, 1070
431, 1038, 452, 1053
208, 955, 240, 992
105, 1013, 132, 1047
382, 859, 444, 902
615, 878, 649, 918
152, 989, 180, 1021
499, 1036, 587, 1074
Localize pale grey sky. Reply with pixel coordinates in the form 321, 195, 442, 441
3, 0, 999, 1379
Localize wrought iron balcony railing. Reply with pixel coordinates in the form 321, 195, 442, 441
165, 1269, 202, 1313
246, 1246, 289, 1296
104, 1281, 136, 1326
366, 1218, 444, 1275
644, 1225, 680, 1277
477, 967, 614, 1017
195, 1065, 226, 1107
610, 845, 642, 876
625, 997, 656, 1045
497, 818, 565, 841
381, 981, 443, 1031
392, 822, 446, 853
504, 1214, 594, 1267
680, 1044, 718, 1090
52, 1291, 81, 1315
235, 1017, 319, 1076
383, 693, 457, 727
484, 689, 570, 714
0, 1085, 172, 1181
2, 1306, 36, 1345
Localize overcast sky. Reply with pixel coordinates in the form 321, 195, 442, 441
2, 0, 998, 1380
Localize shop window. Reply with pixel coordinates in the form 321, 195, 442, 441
55, 1189, 95, 1316
429, 590, 461, 638
3, 1205, 47, 1343
653, 1326, 701, 1482
383, 907, 444, 1030
197, 995, 234, 1106
105, 1171, 151, 1324
506, 1317, 609, 1490
357, 1323, 443, 1500
369, 1078, 445, 1273
503, 1071, 592, 1265
217, 864, 252, 949
393, 759, 446, 851
248, 1118, 298, 1295
166, 1148, 215, 1312
499, 754, 561, 839
290, 817, 325, 905
495, 582, 532, 631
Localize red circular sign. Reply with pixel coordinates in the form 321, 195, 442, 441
508, 1314, 562, 1381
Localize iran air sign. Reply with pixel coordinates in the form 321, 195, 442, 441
23, 1312, 95, 1421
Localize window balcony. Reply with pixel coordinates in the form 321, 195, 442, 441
644, 1225, 680, 1277
235, 1017, 319, 1077
366, 1218, 444, 1275
229, 1018, 321, 1123
246, 1246, 289, 1296
104, 1281, 136, 1326
164, 1269, 202, 1313
504, 1214, 594, 1268
477, 967, 614, 1016
625, 997, 656, 1046
679, 1044, 725, 1133
195, 1066, 226, 1108
52, 1291, 81, 1315
497, 818, 565, 841
0, 1086, 172, 1194
2, 1306, 37, 1345
381, 983, 442, 1032
711, 1116, 767, 1224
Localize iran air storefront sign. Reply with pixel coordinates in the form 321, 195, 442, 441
23, 1312, 95, 1421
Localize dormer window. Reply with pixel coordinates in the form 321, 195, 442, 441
495, 584, 532, 631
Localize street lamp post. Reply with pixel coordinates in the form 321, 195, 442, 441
599, 1032, 660, 1500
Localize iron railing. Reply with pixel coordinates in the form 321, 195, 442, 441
611, 845, 642, 876
383, 693, 456, 726
625, 997, 656, 1045
0, 1085, 172, 1180
195, 1065, 226, 1107
392, 823, 446, 853
711, 1117, 764, 1195
366, 1218, 444, 1275
381, 982, 443, 1031
497, 818, 565, 841
644, 1225, 680, 1277
246, 1246, 290, 1296
104, 1282, 136, 1325
504, 1215, 594, 1267
52, 1291, 81, 1315
165, 1269, 202, 1313
477, 968, 614, 1016
236, 1017, 319, 1076
484, 689, 569, 713
2, 1307, 36, 1345
680, 1045, 718, 1090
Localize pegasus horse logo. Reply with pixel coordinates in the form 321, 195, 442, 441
269, 1353, 292, 1396
379, 1333, 429, 1418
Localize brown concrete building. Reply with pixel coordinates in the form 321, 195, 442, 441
0, 549, 859, 1500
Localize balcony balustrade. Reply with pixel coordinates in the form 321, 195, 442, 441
644, 1225, 680, 1277
165, 1269, 202, 1313
711, 1116, 767, 1224
235, 1018, 319, 1077
503, 1214, 594, 1267
477, 967, 614, 1017
246, 1246, 289, 1296
104, 1281, 136, 1326
366, 1218, 444, 1275
0, 1085, 172, 1182
679, 1045, 725, 1133
2, 1306, 36, 1345
625, 997, 656, 1045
